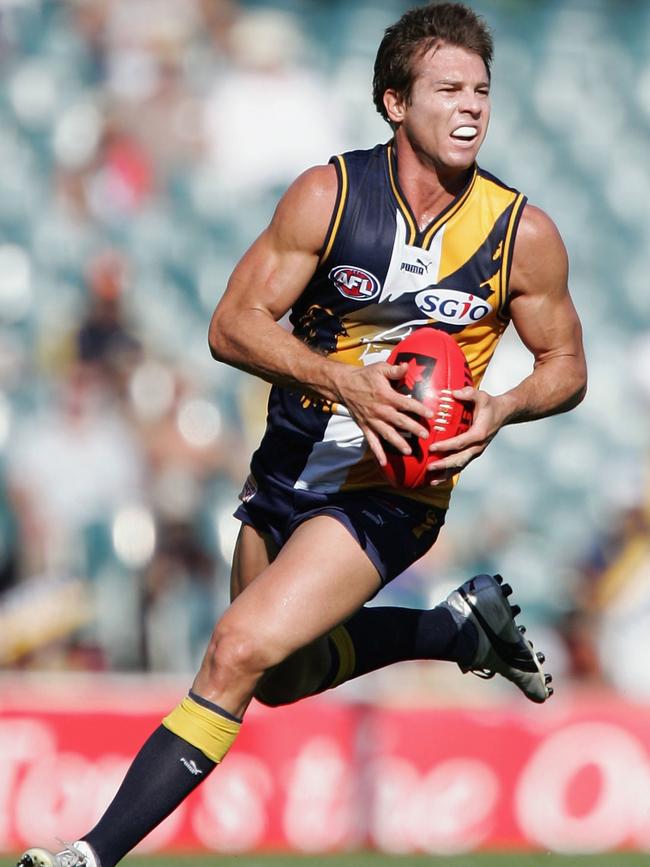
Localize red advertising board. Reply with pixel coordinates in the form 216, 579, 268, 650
1, 679, 649, 855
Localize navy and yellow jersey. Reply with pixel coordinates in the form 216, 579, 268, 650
248, 141, 527, 510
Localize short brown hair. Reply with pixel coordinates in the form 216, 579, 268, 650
373, 2, 493, 125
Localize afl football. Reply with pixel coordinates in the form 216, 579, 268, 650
382, 327, 474, 489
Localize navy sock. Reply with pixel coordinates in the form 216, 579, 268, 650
84, 725, 215, 867
324, 605, 477, 687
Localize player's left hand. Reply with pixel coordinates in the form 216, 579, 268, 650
426, 386, 508, 485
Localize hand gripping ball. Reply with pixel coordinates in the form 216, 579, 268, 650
382, 327, 474, 488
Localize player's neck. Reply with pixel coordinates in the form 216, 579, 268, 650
392, 136, 473, 232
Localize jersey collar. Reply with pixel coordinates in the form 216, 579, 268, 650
386, 141, 478, 249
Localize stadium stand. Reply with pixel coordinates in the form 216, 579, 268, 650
0, 0, 647, 700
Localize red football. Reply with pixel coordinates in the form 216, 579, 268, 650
382, 328, 474, 489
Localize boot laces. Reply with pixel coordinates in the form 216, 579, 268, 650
54, 842, 87, 867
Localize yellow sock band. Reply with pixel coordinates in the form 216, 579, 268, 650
328, 624, 356, 688
162, 695, 241, 763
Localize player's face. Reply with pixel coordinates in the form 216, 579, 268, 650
390, 42, 491, 173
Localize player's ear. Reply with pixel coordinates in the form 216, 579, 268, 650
383, 89, 406, 125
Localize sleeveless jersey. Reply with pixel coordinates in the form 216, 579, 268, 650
249, 141, 527, 509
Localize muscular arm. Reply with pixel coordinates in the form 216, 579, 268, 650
429, 204, 587, 477
209, 165, 342, 397
209, 165, 432, 464
489, 204, 587, 423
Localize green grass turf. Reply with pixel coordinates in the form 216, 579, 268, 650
3, 854, 650, 867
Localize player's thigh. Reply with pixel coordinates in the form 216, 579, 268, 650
230, 521, 279, 600
220, 514, 382, 662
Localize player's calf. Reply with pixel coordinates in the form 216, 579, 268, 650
254, 638, 333, 706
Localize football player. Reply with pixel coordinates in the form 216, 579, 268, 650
19, 3, 586, 866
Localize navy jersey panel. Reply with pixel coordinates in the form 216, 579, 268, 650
292, 144, 397, 319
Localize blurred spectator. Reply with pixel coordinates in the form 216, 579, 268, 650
125, 361, 240, 669
69, 0, 111, 80
113, 51, 204, 185
201, 9, 346, 199
128, 363, 242, 503
75, 248, 141, 395
141, 518, 222, 672
0, 573, 94, 669
566, 499, 650, 693
200, 0, 240, 54
5, 361, 145, 580
54, 110, 155, 221
70, 0, 213, 187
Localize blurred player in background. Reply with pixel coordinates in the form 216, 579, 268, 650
19, 3, 586, 866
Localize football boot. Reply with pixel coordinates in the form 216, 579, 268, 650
18, 842, 97, 867
445, 573, 553, 703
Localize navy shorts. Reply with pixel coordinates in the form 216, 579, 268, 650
234, 473, 446, 584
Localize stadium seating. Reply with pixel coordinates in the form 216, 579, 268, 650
0, 0, 647, 686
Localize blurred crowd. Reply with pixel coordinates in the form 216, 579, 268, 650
0, 0, 338, 672
0, 0, 648, 699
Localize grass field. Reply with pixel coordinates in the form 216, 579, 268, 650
2, 854, 648, 867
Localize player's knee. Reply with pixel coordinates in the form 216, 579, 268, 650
202, 623, 279, 689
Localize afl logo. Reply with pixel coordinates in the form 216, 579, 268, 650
415, 287, 493, 325
329, 266, 381, 301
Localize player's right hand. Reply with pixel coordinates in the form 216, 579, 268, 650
331, 362, 433, 467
